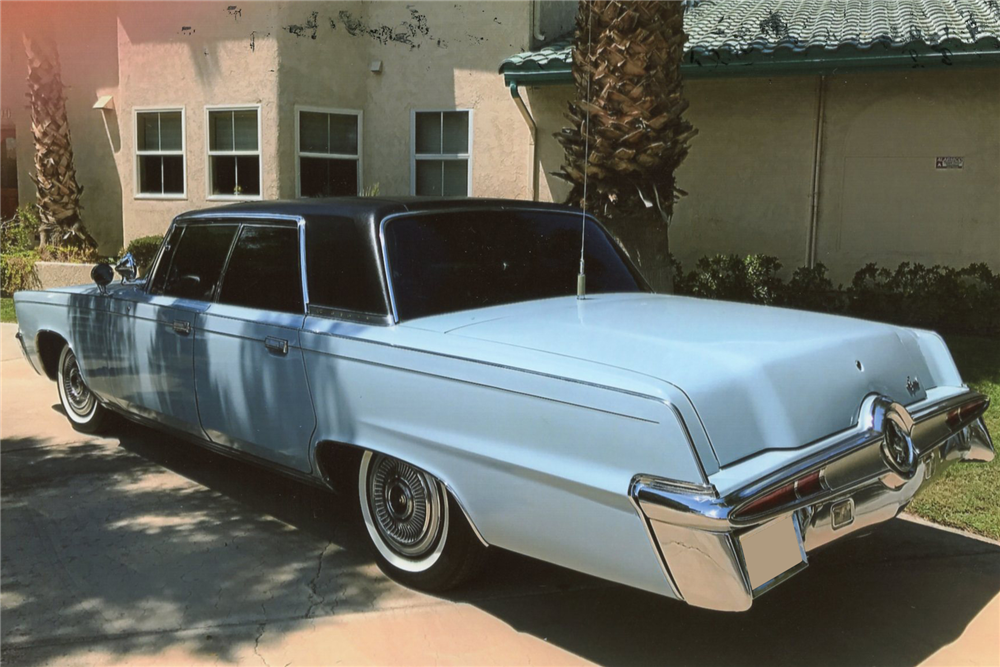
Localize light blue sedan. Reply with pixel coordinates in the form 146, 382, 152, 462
13, 198, 994, 610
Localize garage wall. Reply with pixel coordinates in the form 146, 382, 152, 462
529, 67, 999, 281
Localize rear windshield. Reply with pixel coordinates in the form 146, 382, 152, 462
383, 209, 646, 321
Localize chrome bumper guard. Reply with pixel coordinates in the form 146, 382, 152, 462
630, 391, 994, 612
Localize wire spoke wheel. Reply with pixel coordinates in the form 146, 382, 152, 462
59, 348, 96, 418
359, 451, 449, 573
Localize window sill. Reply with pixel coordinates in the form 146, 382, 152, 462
135, 194, 188, 201
206, 195, 264, 202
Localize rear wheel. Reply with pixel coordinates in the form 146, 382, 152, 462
358, 451, 486, 591
56, 344, 111, 434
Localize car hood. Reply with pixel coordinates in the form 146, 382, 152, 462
427, 294, 933, 468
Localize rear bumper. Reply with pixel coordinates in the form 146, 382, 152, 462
630, 390, 994, 612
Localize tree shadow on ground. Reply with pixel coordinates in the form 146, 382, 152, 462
3, 419, 999, 667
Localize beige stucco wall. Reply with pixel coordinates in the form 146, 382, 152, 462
1, 2, 123, 254
116, 2, 282, 244
530, 67, 1000, 280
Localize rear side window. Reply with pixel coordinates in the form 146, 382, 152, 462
151, 224, 238, 300
217, 225, 303, 314
306, 219, 386, 314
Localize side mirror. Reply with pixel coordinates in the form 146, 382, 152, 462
91, 263, 114, 294
115, 253, 138, 283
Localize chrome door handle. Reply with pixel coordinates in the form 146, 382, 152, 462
265, 336, 288, 355
172, 320, 191, 335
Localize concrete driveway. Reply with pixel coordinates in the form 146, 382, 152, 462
2, 322, 998, 667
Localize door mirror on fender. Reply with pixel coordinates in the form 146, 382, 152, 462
91, 263, 114, 293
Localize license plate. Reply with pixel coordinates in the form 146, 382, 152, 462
739, 515, 807, 591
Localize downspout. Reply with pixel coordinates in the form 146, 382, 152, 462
807, 75, 826, 268
530, 0, 546, 46
509, 82, 539, 201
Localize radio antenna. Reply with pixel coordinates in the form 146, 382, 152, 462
577, 1, 593, 300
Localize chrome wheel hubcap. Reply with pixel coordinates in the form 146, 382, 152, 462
367, 454, 442, 558
61, 350, 95, 416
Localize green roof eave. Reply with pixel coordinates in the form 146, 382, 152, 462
501, 41, 1000, 87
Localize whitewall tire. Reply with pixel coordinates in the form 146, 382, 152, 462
56, 344, 111, 434
358, 450, 487, 590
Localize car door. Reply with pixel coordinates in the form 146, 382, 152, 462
109, 222, 239, 437
194, 221, 317, 473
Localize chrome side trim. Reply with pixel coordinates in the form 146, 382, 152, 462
298, 218, 310, 310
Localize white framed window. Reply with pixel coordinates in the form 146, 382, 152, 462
296, 106, 362, 198
205, 105, 262, 200
410, 109, 473, 196
134, 108, 186, 199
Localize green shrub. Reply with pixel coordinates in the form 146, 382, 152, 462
675, 255, 998, 337
1, 206, 40, 254
1, 250, 40, 295
126, 235, 164, 276
680, 254, 783, 305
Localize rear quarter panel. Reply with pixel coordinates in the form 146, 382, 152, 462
301, 317, 709, 598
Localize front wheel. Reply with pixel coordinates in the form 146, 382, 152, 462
56, 344, 112, 434
358, 451, 486, 591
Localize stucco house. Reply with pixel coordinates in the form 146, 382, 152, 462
1, 0, 998, 280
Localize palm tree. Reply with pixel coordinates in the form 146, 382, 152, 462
23, 35, 94, 248
555, 1, 695, 293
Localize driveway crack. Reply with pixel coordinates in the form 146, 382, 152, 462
304, 541, 333, 619
253, 623, 268, 667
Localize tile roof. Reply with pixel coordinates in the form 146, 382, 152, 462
501, 0, 1000, 77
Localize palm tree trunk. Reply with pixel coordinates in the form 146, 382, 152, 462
23, 34, 94, 248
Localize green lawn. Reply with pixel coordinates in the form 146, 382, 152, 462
908, 335, 1000, 540
1, 297, 15, 323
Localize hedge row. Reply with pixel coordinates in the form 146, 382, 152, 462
673, 255, 1000, 337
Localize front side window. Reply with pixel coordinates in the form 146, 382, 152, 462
412, 110, 471, 196
217, 225, 303, 314
150, 224, 238, 300
135, 110, 185, 197
298, 109, 361, 197
207, 107, 261, 198
383, 210, 646, 321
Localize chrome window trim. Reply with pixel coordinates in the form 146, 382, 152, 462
377, 207, 642, 326
307, 304, 393, 327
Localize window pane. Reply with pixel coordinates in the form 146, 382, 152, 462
162, 155, 184, 194
149, 224, 185, 294
384, 211, 644, 321
159, 224, 238, 300
329, 114, 358, 155
159, 112, 182, 151
307, 218, 387, 314
300, 157, 357, 197
137, 113, 159, 151
218, 226, 303, 314
138, 155, 162, 194
211, 155, 236, 195
415, 112, 441, 154
235, 156, 260, 195
442, 112, 468, 154
209, 111, 233, 152
233, 109, 258, 151
442, 160, 468, 196
415, 160, 442, 196
299, 111, 328, 153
